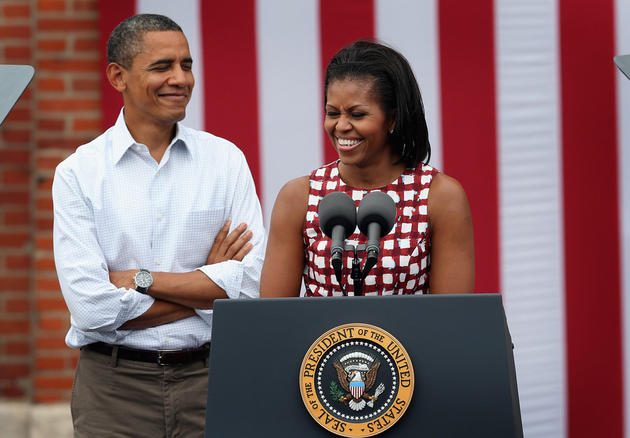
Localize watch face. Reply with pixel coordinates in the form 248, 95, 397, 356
135, 270, 153, 288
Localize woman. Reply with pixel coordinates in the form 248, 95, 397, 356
261, 40, 474, 297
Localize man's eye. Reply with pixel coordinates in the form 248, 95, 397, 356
182, 64, 193, 71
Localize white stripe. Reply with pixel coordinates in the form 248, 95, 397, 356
375, 0, 442, 170
256, 0, 322, 224
614, 1, 630, 437
496, 1, 566, 437
137, 0, 205, 131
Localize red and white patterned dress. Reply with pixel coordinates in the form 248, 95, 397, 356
303, 161, 439, 296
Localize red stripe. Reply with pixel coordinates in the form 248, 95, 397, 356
200, 0, 262, 196
99, 0, 135, 130
319, 0, 375, 165
438, 1, 499, 294
559, 1, 623, 436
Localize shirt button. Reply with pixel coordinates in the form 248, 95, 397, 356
157, 214, 163, 221
156, 260, 161, 266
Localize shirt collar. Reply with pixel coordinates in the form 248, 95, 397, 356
110, 108, 191, 165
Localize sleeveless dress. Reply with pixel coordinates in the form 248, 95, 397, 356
302, 161, 439, 296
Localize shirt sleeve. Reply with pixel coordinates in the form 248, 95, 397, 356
195, 149, 266, 320
53, 163, 154, 334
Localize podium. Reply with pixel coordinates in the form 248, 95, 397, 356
205, 294, 523, 437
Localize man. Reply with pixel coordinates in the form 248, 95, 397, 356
52, 14, 265, 437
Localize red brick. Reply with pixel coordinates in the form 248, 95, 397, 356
5, 299, 30, 312
36, 278, 59, 292
0, 233, 29, 248
35, 237, 53, 251
5, 46, 31, 60
37, 138, 86, 149
4, 210, 29, 226
0, 277, 29, 292
0, 190, 29, 205
2, 129, 30, 142
38, 318, 65, 331
4, 4, 30, 17
2, 169, 29, 184
37, 176, 54, 191
37, 217, 54, 231
73, 0, 96, 12
36, 156, 63, 171
36, 197, 53, 211
1, 385, 26, 399
4, 108, 31, 122
37, 0, 66, 12
37, 298, 67, 312
74, 37, 98, 51
0, 364, 30, 379
0, 320, 30, 334
0, 25, 30, 39
72, 78, 100, 91
36, 336, 67, 350
38, 18, 97, 32
36, 357, 65, 370
6, 341, 30, 355
38, 58, 100, 72
37, 118, 65, 130
37, 39, 66, 51
34, 393, 65, 403
36, 257, 56, 270
39, 98, 99, 111
1, 150, 29, 164
73, 118, 100, 131
38, 77, 65, 91
6, 255, 31, 270
34, 376, 73, 390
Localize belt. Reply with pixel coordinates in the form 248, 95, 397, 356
85, 342, 210, 366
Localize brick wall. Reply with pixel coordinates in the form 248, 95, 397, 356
0, 0, 102, 404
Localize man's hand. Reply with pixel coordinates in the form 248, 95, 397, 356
109, 270, 136, 290
206, 221, 253, 265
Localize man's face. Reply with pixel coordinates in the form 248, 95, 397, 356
121, 30, 194, 129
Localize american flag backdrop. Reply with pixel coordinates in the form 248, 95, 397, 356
98, 1, 630, 436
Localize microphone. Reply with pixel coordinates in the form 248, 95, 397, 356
318, 192, 357, 286
357, 191, 397, 269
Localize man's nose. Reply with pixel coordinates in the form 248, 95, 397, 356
168, 66, 188, 86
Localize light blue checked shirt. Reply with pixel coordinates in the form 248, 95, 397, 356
53, 110, 265, 349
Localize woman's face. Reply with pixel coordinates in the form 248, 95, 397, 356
324, 77, 394, 168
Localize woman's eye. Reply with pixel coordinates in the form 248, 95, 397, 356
325, 111, 340, 117
352, 113, 366, 118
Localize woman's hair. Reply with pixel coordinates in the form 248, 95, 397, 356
324, 40, 431, 167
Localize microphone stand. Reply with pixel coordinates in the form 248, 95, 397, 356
350, 246, 363, 296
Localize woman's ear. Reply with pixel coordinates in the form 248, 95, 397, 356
106, 62, 127, 92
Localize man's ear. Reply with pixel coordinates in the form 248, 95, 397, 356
106, 62, 127, 92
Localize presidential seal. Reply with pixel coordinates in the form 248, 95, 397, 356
299, 323, 414, 437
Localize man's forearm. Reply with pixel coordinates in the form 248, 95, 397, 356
149, 270, 227, 309
120, 299, 196, 329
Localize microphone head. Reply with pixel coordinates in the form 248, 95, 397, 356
318, 192, 357, 239
357, 191, 397, 237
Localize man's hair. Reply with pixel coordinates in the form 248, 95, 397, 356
107, 14, 183, 68
324, 40, 431, 167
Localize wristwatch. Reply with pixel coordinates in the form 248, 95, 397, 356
133, 269, 153, 294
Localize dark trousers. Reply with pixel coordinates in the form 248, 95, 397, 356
71, 347, 209, 438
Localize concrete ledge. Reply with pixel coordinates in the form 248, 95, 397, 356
0, 402, 72, 438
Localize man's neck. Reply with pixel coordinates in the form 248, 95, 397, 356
124, 113, 176, 164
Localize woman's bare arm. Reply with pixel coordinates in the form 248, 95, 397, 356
260, 176, 310, 297
427, 173, 475, 294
